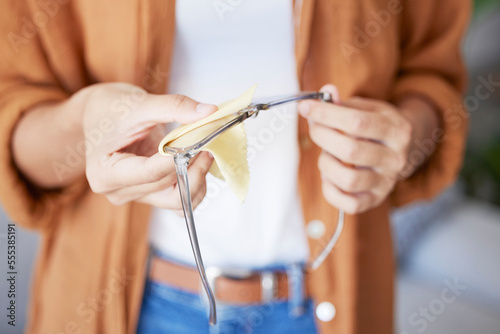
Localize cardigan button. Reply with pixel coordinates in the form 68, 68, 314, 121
316, 301, 336, 322
307, 220, 325, 239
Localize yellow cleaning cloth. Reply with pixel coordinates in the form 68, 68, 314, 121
159, 85, 256, 202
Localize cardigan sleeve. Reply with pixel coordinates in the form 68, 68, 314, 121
389, 0, 471, 207
0, 1, 88, 230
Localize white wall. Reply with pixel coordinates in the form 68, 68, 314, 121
0, 207, 40, 334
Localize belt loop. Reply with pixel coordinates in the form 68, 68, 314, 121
287, 263, 306, 317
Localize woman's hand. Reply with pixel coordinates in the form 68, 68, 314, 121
83, 83, 217, 212
298, 84, 438, 214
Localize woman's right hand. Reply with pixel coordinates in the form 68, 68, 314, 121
82, 83, 217, 213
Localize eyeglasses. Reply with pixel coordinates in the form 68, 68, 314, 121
161, 91, 344, 325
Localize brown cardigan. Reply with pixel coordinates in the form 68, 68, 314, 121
0, 0, 469, 333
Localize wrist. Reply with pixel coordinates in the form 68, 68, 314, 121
11, 85, 105, 189
396, 95, 440, 179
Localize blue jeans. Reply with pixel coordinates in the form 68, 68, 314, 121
137, 270, 318, 334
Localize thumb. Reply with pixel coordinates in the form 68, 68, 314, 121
140, 94, 218, 125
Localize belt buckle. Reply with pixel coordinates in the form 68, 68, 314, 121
203, 266, 277, 302
260, 271, 277, 302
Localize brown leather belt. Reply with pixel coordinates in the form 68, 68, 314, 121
149, 256, 309, 304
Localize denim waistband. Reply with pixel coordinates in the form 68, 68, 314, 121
149, 247, 309, 316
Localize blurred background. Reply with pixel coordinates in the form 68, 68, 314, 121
393, 0, 500, 333
1, 1, 500, 333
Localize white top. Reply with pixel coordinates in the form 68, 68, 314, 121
149, 0, 309, 269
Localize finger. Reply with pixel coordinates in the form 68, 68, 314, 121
105, 151, 211, 198
298, 100, 396, 143
138, 179, 208, 212
135, 152, 212, 210
170, 152, 212, 210
139, 94, 218, 125
172, 209, 185, 218
318, 152, 380, 193
105, 172, 179, 205
121, 125, 166, 156
88, 152, 178, 193
189, 180, 208, 210
319, 84, 340, 103
321, 180, 375, 214
341, 96, 389, 111
136, 186, 182, 210
182, 151, 213, 204
309, 123, 401, 171
343, 97, 412, 152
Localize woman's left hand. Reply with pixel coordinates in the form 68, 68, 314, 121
298, 84, 419, 214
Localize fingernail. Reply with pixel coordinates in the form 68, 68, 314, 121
196, 103, 217, 114
298, 101, 311, 117
207, 152, 214, 160
320, 84, 340, 104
